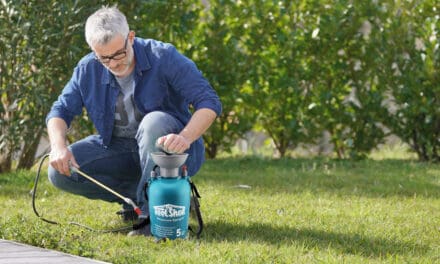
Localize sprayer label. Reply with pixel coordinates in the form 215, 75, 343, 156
154, 204, 185, 218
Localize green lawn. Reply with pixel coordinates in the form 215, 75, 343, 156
1, 156, 439, 263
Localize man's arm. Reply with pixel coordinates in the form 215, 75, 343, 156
47, 117, 79, 176
157, 108, 217, 154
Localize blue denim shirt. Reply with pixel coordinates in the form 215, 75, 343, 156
46, 38, 222, 149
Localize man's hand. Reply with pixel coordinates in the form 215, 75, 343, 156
156, 134, 191, 154
49, 146, 79, 176
47, 117, 79, 176
156, 108, 217, 154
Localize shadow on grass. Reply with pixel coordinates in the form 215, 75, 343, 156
199, 157, 440, 198
203, 220, 430, 258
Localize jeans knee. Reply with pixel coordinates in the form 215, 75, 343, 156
138, 112, 165, 137
48, 166, 75, 191
136, 111, 182, 145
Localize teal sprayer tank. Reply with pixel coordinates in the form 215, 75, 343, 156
148, 152, 191, 239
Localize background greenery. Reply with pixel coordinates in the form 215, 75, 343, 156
1, 0, 439, 172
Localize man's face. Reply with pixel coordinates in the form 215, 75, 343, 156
93, 33, 134, 77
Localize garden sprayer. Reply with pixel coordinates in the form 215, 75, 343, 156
147, 152, 193, 239
32, 150, 203, 239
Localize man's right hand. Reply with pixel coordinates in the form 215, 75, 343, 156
47, 117, 79, 176
49, 146, 79, 176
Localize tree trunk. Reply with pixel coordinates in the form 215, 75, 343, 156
17, 129, 43, 169
0, 151, 12, 173
205, 142, 217, 159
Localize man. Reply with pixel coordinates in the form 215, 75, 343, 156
46, 6, 221, 236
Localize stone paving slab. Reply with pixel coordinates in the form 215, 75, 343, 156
0, 239, 111, 264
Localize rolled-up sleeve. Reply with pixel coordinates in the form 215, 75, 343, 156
164, 46, 222, 116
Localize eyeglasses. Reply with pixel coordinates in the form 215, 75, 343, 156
95, 35, 129, 64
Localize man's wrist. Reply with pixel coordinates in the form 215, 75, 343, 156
178, 130, 194, 144
51, 141, 67, 150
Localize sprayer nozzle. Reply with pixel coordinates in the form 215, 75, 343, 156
134, 207, 142, 216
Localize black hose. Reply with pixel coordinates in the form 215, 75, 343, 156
32, 154, 58, 225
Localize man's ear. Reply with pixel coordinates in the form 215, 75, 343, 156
128, 30, 136, 43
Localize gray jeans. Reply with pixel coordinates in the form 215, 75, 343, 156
48, 111, 201, 218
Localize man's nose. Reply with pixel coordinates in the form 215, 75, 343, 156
107, 59, 118, 68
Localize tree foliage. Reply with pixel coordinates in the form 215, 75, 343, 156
1, 0, 438, 172
305, 1, 390, 159
191, 0, 256, 158
237, 0, 317, 157
377, 0, 439, 162
0, 0, 89, 172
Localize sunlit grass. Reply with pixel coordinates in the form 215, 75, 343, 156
1, 155, 439, 263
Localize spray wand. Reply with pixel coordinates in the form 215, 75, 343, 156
32, 154, 141, 231
70, 167, 142, 216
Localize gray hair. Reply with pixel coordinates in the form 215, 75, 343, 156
85, 6, 129, 47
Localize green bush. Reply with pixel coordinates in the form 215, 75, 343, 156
305, 1, 391, 159
191, 0, 256, 158
377, 0, 439, 162
0, 0, 90, 172
237, 1, 317, 157
1, 0, 438, 168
